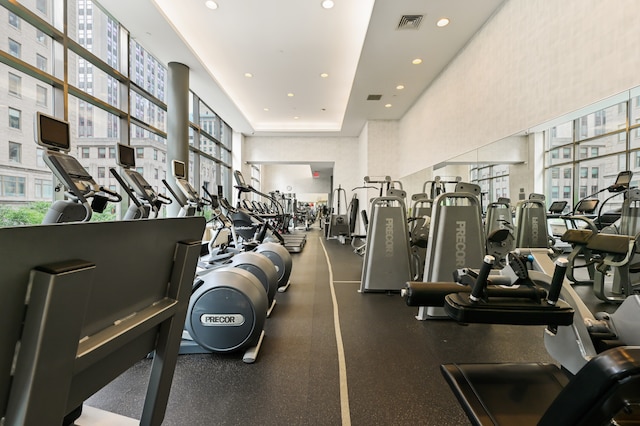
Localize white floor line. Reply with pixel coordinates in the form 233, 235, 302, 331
319, 236, 352, 426
334, 280, 361, 284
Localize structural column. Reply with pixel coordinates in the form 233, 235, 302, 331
166, 62, 190, 217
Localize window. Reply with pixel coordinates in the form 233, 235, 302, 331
551, 186, 559, 199
36, 148, 45, 167
36, 30, 46, 44
9, 142, 21, 163
579, 186, 587, 198
36, 0, 47, 14
136, 147, 144, 158
8, 12, 20, 29
579, 147, 588, 159
153, 149, 158, 160
35, 178, 52, 198
550, 149, 559, 159
36, 54, 47, 72
562, 147, 571, 159
563, 186, 571, 199
97, 167, 105, 178
36, 85, 47, 106
9, 108, 21, 129
8, 38, 21, 58
136, 167, 144, 175
563, 168, 572, 179
591, 167, 599, 179
551, 168, 559, 179
591, 147, 599, 157
1, 175, 25, 197
109, 146, 116, 158
579, 167, 588, 178
591, 185, 598, 194
8, 73, 21, 97
98, 147, 106, 158
81, 147, 90, 158
154, 168, 158, 179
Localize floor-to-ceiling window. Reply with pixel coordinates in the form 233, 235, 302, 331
544, 94, 638, 213
0, 0, 233, 225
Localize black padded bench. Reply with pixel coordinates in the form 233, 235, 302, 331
441, 346, 640, 425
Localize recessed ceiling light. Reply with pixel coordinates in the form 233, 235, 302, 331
263, 108, 269, 111
205, 1, 218, 10
287, 93, 294, 97
436, 18, 450, 27
244, 72, 253, 78
412, 58, 422, 65
396, 84, 405, 90
385, 104, 392, 108
320, 73, 329, 78
321, 0, 334, 9
294, 116, 300, 120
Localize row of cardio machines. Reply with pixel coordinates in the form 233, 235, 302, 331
35, 112, 293, 365
393, 173, 640, 424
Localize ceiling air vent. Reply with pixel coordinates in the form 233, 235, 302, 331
367, 94, 382, 101
397, 14, 423, 30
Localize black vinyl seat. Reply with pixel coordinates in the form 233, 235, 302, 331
441, 346, 640, 425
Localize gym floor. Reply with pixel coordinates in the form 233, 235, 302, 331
83, 226, 594, 426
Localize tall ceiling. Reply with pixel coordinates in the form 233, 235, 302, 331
99, 0, 505, 137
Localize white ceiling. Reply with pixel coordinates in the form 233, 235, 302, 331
100, 0, 505, 138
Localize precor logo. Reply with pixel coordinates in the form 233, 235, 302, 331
385, 218, 394, 257
200, 314, 245, 326
455, 221, 466, 267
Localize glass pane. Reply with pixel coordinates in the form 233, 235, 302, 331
200, 156, 216, 195
130, 90, 166, 131
199, 101, 219, 139
68, 0, 121, 70
220, 147, 231, 165
546, 121, 573, 148
576, 102, 627, 141
0, 64, 55, 217
15, 0, 56, 27
188, 151, 195, 186
545, 166, 571, 205
546, 145, 573, 166
130, 39, 167, 102
68, 51, 121, 108
221, 121, 232, 149
0, 7, 56, 71
578, 133, 626, 158
577, 156, 626, 210
201, 134, 219, 158
130, 123, 167, 146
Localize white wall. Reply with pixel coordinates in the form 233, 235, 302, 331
398, 0, 640, 178
260, 163, 331, 196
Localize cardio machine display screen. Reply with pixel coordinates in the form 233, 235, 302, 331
173, 160, 186, 179
117, 144, 136, 168
36, 112, 70, 152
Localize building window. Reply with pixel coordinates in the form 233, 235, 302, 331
579, 147, 588, 159
154, 168, 158, 179
136, 167, 144, 175
551, 168, 559, 179
8, 73, 21, 97
563, 186, 571, 199
9, 142, 21, 163
550, 149, 559, 159
136, 147, 144, 158
153, 149, 158, 160
9, 108, 21, 129
98, 147, 106, 158
591, 147, 599, 157
8, 12, 20, 29
8, 38, 21, 58
562, 147, 571, 159
36, 85, 47, 106
36, 29, 46, 44
579, 186, 587, 198
591, 185, 598, 194
81, 147, 90, 158
1, 175, 26, 197
579, 167, 588, 178
563, 168, 572, 179
36, 0, 47, 14
97, 167, 105, 178
35, 178, 52, 198
36, 148, 45, 167
109, 146, 116, 158
591, 167, 599, 179
551, 186, 559, 199
36, 54, 47, 72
